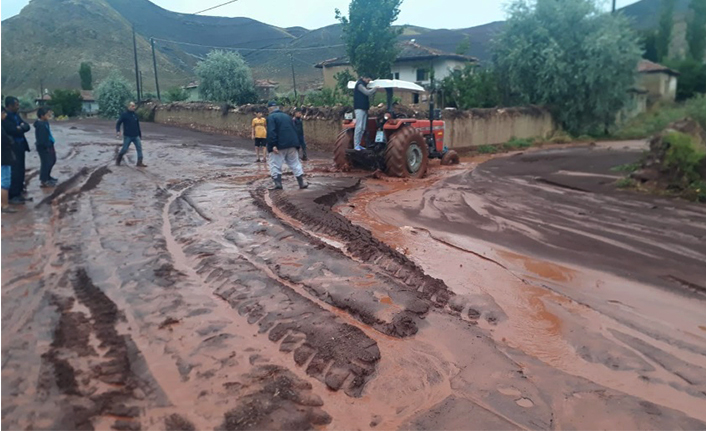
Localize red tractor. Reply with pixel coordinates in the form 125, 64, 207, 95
334, 79, 459, 178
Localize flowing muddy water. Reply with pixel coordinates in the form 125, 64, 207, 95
337, 144, 706, 425
2, 121, 705, 430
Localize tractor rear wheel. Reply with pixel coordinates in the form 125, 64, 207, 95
333, 130, 354, 171
384, 125, 429, 178
441, 150, 460, 165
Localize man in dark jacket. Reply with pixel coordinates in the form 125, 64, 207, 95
293, 109, 308, 161
2, 107, 17, 213
2, 97, 32, 204
353, 76, 375, 151
34, 107, 58, 187
115, 102, 147, 167
266, 102, 308, 190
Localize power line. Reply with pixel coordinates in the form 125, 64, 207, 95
151, 37, 344, 52
194, 0, 239, 15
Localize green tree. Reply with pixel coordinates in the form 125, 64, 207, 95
686, 0, 706, 62
440, 65, 501, 109
18, 89, 38, 111
656, 0, 676, 62
50, 89, 83, 117
195, 50, 257, 105
455, 37, 471, 56
335, 0, 403, 79
640, 29, 659, 62
493, 0, 642, 135
665, 58, 706, 100
164, 86, 189, 102
96, 71, 134, 118
334, 69, 356, 91
79, 62, 93, 91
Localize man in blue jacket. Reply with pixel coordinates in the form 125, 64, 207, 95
115, 102, 147, 167
2, 97, 32, 204
266, 102, 308, 190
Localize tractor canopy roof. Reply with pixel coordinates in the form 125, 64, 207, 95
347, 79, 425, 94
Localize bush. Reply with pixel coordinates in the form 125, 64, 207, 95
503, 137, 533, 150
304, 87, 351, 107
615, 96, 706, 139
440, 65, 501, 109
50, 89, 83, 117
136, 105, 155, 122
477, 145, 499, 154
96, 71, 134, 118
164, 87, 189, 103
616, 177, 637, 188
665, 59, 706, 101
663, 131, 706, 187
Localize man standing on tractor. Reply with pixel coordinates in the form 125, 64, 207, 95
353, 76, 376, 151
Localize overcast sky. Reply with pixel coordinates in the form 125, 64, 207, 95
2, 0, 642, 29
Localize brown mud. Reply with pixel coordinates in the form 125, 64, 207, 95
2, 120, 705, 430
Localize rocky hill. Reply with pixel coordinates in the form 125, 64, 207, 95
1, 0, 689, 96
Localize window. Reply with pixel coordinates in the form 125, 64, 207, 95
416, 68, 429, 82
394, 72, 400, 80
413, 94, 420, 104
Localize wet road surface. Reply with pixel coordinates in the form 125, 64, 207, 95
2, 121, 705, 430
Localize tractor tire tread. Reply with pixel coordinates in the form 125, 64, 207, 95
333, 130, 354, 171
384, 125, 429, 179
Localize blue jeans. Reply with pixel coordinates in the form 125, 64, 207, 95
38, 147, 56, 183
1, 165, 11, 190
354, 109, 368, 149
120, 136, 143, 161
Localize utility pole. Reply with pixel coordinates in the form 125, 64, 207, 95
140, 71, 144, 98
132, 24, 142, 101
151, 38, 161, 101
289, 53, 298, 101
612, 0, 616, 13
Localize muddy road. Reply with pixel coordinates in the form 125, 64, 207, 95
2, 120, 705, 430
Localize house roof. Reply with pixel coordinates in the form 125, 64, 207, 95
315, 40, 477, 68
80, 90, 95, 102
638, 59, 680, 76
183, 81, 199, 89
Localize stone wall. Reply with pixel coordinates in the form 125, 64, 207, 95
152, 102, 555, 152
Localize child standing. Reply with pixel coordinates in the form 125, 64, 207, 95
293, 109, 308, 161
34, 107, 58, 188
252, 110, 267, 163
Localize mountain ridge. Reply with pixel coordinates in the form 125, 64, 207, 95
1, 0, 687, 97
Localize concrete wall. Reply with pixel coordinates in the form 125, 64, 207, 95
152, 103, 555, 152
638, 72, 677, 103
443, 107, 555, 148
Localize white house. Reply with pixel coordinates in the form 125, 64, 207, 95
316, 40, 477, 103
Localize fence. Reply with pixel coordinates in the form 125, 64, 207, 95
151, 102, 555, 151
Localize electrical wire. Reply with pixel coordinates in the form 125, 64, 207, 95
193, 0, 239, 15
151, 37, 344, 52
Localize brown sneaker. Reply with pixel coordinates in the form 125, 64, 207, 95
136, 161, 148, 168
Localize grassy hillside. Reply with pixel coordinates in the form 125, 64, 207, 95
1, 0, 193, 96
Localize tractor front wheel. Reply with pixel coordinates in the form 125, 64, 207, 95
441, 150, 460, 165
384, 125, 429, 178
333, 129, 354, 171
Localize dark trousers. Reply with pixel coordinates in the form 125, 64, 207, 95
300, 141, 308, 159
9, 148, 26, 199
38, 147, 56, 183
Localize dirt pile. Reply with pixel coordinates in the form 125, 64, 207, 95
631, 118, 706, 201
